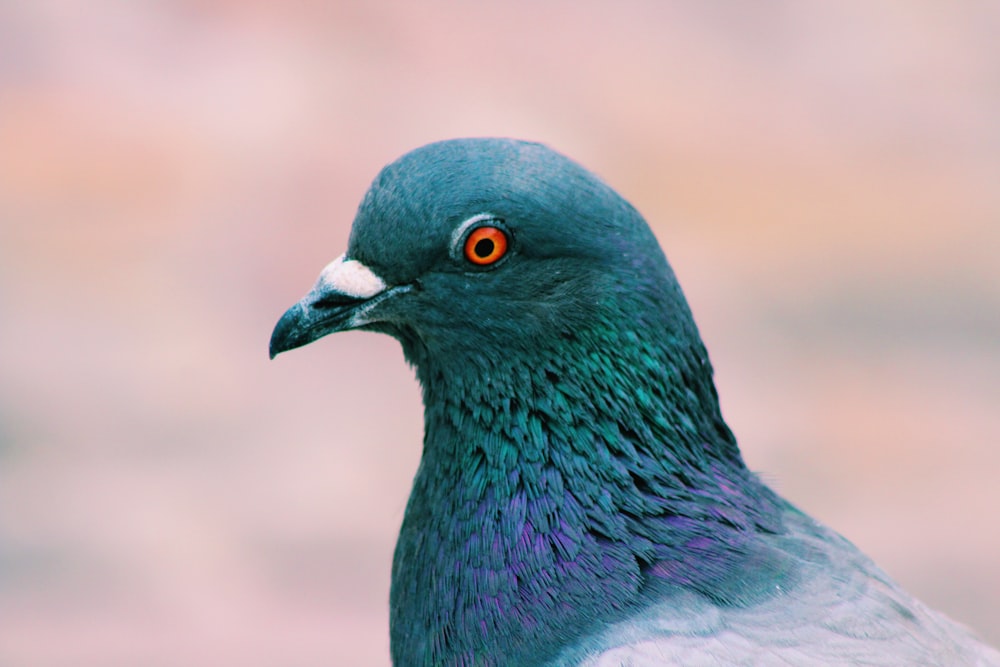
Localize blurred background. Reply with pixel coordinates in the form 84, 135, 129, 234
1, 1, 998, 665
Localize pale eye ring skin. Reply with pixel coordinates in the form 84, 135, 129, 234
450, 214, 512, 267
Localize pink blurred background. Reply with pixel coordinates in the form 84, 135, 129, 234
1, 2, 998, 665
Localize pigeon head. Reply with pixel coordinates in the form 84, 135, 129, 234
267, 139, 1000, 666
270, 139, 785, 666
271, 138, 698, 374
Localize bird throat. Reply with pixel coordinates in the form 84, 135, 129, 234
389, 326, 783, 666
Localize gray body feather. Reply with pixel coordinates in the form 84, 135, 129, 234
557, 509, 1000, 666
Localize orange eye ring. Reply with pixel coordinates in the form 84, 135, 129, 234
463, 226, 508, 265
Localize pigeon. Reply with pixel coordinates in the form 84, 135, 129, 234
269, 138, 999, 666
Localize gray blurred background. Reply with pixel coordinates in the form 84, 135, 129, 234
1, 2, 998, 665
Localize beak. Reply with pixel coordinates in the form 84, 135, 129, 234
269, 254, 399, 359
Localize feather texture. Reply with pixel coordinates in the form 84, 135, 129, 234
270, 138, 999, 666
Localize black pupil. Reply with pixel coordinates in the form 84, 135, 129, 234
474, 238, 495, 258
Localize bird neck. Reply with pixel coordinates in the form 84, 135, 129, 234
390, 327, 783, 666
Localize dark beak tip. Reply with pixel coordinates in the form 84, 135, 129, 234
268, 303, 304, 360
268, 332, 284, 360
269, 284, 384, 360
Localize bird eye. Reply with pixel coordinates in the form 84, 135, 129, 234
463, 226, 508, 265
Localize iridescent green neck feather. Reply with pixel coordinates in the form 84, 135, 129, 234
390, 300, 786, 666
